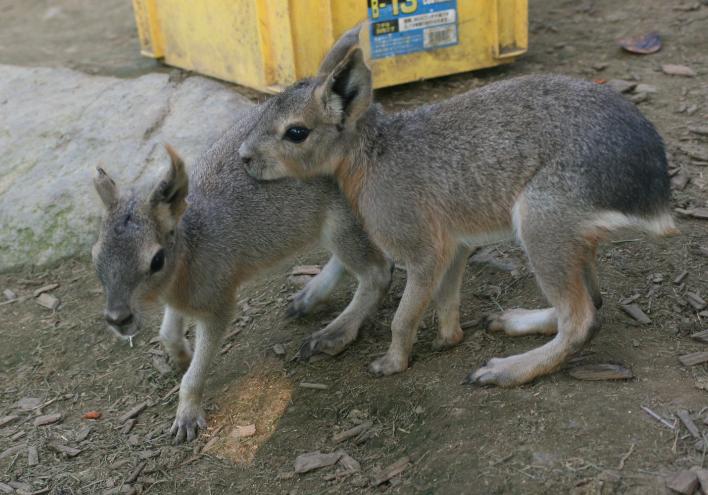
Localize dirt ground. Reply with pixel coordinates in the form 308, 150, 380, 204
1, 1, 708, 494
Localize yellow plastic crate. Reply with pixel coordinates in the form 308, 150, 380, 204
132, 0, 527, 93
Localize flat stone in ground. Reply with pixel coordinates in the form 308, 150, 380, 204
0, 65, 252, 271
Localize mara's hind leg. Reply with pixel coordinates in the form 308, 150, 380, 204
469, 199, 599, 386
431, 245, 472, 350
487, 247, 601, 338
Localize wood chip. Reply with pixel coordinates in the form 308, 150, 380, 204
606, 79, 636, 93
372, 456, 411, 486
690, 330, 708, 344
33, 413, 62, 427
126, 460, 147, 484
299, 382, 329, 390
641, 406, 675, 429
294, 451, 343, 474
667, 470, 699, 494
35, 293, 59, 310
635, 83, 657, 94
678, 145, 708, 163
291, 265, 321, 276
333, 422, 372, 443
0, 444, 25, 460
224, 328, 242, 341
27, 445, 39, 466
674, 271, 689, 285
689, 126, 708, 137
32, 283, 59, 297
48, 443, 81, 458
15, 397, 42, 410
0, 415, 19, 428
621, 303, 651, 324
3, 289, 17, 301
272, 344, 286, 356
689, 208, 708, 220
619, 294, 641, 305
662, 64, 697, 77
568, 363, 633, 381
119, 402, 147, 423
686, 292, 707, 311
121, 419, 136, 435
679, 352, 708, 367
336, 451, 361, 473
671, 173, 690, 191
76, 426, 92, 442
231, 424, 256, 439
161, 383, 180, 401
27, 487, 51, 495
677, 410, 701, 439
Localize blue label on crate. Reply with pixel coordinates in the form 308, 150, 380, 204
368, 0, 459, 59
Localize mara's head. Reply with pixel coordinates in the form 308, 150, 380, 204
240, 34, 373, 181
92, 145, 188, 340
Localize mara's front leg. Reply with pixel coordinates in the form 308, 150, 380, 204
369, 266, 440, 376
171, 315, 226, 443
159, 306, 192, 372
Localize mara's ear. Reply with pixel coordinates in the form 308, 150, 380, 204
94, 167, 118, 209
318, 24, 363, 76
315, 47, 372, 127
149, 144, 189, 223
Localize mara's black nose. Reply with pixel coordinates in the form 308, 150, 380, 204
105, 309, 134, 328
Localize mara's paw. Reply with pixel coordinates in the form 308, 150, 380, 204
163, 344, 193, 374
286, 297, 309, 319
431, 327, 464, 351
166, 348, 192, 374
368, 352, 409, 377
287, 284, 322, 319
170, 403, 206, 443
485, 313, 506, 333
296, 325, 356, 361
465, 355, 535, 387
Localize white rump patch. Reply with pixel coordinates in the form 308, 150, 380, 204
585, 211, 678, 237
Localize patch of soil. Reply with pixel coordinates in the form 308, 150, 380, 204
1, 0, 708, 494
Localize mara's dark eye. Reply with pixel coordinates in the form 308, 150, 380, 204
283, 126, 310, 143
150, 249, 165, 273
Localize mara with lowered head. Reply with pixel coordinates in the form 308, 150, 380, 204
240, 39, 677, 386
91, 106, 391, 443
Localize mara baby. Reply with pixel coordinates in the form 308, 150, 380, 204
240, 42, 677, 386
91, 106, 391, 442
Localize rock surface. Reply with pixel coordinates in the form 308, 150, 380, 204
0, 65, 252, 270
